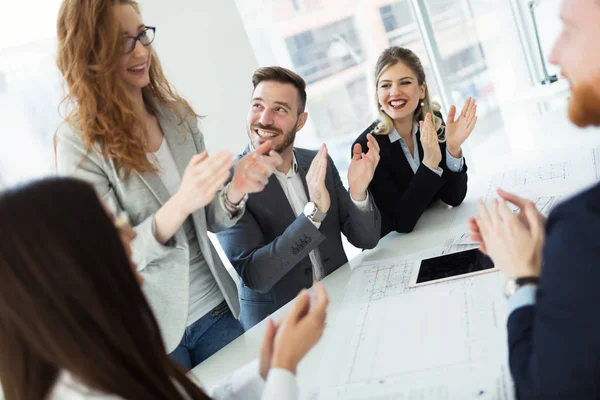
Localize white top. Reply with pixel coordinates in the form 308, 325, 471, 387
48, 360, 298, 400
273, 153, 370, 281
150, 139, 224, 325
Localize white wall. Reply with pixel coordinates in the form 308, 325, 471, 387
141, 0, 259, 155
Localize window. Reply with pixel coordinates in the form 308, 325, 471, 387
285, 17, 363, 85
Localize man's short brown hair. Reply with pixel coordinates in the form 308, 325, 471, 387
252, 67, 307, 115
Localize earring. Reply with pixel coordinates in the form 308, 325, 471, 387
380, 106, 384, 111
420, 102, 425, 107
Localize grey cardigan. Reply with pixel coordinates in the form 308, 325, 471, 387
55, 103, 241, 352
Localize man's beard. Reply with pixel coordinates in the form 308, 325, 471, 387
248, 123, 297, 154
567, 73, 600, 128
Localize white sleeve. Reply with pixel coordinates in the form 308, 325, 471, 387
262, 368, 298, 400
205, 360, 298, 400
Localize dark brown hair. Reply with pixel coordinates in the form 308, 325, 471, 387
252, 66, 307, 114
373, 46, 444, 138
0, 178, 210, 400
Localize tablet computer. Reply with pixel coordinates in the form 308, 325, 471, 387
408, 248, 497, 288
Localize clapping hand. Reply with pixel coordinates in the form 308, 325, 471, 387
306, 144, 331, 214
420, 112, 442, 170
227, 141, 283, 204
348, 134, 380, 201
445, 97, 477, 158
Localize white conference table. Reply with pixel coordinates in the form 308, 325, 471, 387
192, 105, 600, 395
193, 199, 459, 387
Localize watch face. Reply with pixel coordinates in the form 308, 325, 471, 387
304, 202, 316, 218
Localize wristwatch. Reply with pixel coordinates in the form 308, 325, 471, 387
304, 201, 327, 222
504, 276, 540, 298
222, 182, 247, 217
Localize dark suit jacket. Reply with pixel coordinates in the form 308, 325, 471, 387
217, 147, 381, 329
353, 114, 468, 237
507, 183, 600, 399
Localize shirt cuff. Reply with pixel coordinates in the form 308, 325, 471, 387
445, 148, 464, 172
508, 285, 537, 314
205, 359, 266, 399
423, 162, 443, 177
350, 191, 371, 211
263, 368, 298, 400
306, 216, 321, 230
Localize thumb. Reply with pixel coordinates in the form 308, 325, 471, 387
447, 105, 456, 124
262, 318, 276, 352
352, 143, 362, 161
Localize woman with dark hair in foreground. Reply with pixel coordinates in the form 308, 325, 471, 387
0, 178, 327, 400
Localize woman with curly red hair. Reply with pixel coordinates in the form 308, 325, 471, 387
54, 0, 282, 369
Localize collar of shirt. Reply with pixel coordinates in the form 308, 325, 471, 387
388, 122, 419, 144
273, 152, 299, 179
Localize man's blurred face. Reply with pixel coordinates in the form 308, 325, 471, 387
548, 0, 600, 127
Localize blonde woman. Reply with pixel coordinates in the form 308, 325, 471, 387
353, 46, 477, 236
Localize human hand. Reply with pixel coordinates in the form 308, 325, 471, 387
271, 282, 329, 374
228, 141, 283, 203
175, 150, 233, 216
306, 144, 331, 213
469, 189, 546, 254
348, 134, 380, 201
420, 112, 442, 170
445, 97, 477, 157
475, 198, 545, 279
259, 317, 279, 380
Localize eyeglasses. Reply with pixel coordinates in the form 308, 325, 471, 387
120, 26, 156, 55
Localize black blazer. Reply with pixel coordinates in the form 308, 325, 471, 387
507, 183, 600, 399
353, 113, 468, 237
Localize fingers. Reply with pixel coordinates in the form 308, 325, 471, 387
352, 143, 362, 161
189, 151, 209, 167
308, 144, 326, 181
317, 152, 328, 185
477, 202, 492, 238
287, 289, 311, 324
253, 141, 273, 156
309, 282, 329, 326
365, 138, 381, 167
468, 217, 480, 234
261, 318, 276, 355
446, 104, 457, 125
366, 134, 380, 154
460, 97, 472, 119
497, 189, 531, 209
525, 203, 544, 239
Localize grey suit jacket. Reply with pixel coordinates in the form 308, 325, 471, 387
217, 147, 381, 329
55, 102, 241, 352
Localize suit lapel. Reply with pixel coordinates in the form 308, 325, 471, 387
295, 149, 311, 199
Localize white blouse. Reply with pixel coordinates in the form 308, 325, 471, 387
48, 360, 297, 400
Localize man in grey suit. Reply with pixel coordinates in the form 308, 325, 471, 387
218, 67, 382, 329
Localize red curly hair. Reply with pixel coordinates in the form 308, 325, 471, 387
56, 0, 198, 177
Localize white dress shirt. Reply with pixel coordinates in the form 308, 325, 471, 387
273, 152, 370, 281
388, 123, 464, 174
48, 360, 297, 400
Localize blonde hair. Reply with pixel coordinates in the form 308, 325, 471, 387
373, 46, 445, 141
55, 0, 198, 178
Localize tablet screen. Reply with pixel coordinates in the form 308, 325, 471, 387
416, 248, 495, 284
